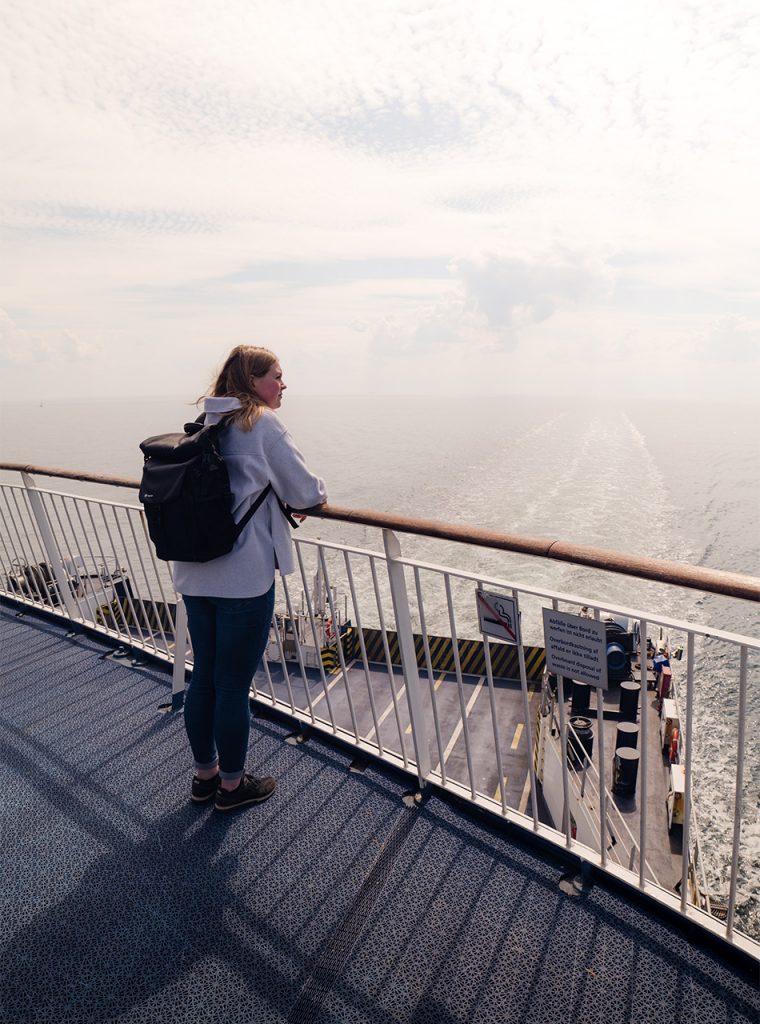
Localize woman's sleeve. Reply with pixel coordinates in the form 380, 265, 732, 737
267, 429, 327, 509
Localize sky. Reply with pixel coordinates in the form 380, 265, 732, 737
1, 0, 759, 401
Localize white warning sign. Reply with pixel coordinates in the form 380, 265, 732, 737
542, 609, 609, 689
476, 590, 520, 645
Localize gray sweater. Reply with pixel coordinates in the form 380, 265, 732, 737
171, 397, 327, 598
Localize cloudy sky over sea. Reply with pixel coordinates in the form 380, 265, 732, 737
1, 1, 759, 401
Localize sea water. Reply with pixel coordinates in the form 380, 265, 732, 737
1, 393, 758, 934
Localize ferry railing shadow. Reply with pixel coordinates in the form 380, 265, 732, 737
0, 722, 390, 1022
0, 633, 426, 1024
1, 643, 757, 1022
0, 468, 758, 957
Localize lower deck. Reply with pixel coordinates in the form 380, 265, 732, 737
257, 656, 538, 814
1, 600, 757, 1024
257, 644, 685, 893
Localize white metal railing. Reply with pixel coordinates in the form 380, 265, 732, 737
0, 475, 180, 676
0, 467, 758, 960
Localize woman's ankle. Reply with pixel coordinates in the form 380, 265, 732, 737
220, 777, 242, 792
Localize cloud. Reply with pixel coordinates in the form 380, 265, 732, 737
364, 246, 626, 360
0, 308, 98, 367
702, 314, 760, 362
320, 98, 469, 154
451, 252, 612, 345
223, 257, 449, 287
363, 249, 615, 359
1, 1, 760, 400
2, 203, 217, 239
368, 295, 474, 356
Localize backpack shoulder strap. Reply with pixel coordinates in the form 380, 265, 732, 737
233, 483, 273, 538
233, 487, 299, 538
275, 495, 299, 529
193, 408, 300, 538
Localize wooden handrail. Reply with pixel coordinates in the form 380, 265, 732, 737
2, 461, 759, 602
1, 463, 143, 490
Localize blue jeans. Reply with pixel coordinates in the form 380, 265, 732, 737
182, 586, 275, 780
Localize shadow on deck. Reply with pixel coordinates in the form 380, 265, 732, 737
1, 601, 757, 1024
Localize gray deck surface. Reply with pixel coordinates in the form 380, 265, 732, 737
257, 658, 536, 813
567, 670, 683, 888
1, 602, 757, 1024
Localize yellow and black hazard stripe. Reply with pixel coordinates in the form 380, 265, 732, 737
321, 646, 339, 673
340, 625, 360, 661
96, 597, 174, 634
523, 645, 546, 680
425, 634, 452, 668
357, 627, 545, 681
321, 626, 360, 673
95, 598, 129, 631
362, 628, 401, 666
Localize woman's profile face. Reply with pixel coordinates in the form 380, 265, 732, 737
252, 361, 286, 409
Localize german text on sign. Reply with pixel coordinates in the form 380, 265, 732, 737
542, 609, 609, 690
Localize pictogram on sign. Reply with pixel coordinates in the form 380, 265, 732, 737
476, 589, 520, 645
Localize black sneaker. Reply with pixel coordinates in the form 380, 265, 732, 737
191, 773, 220, 803
214, 774, 277, 812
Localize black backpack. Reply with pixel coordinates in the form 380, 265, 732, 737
139, 419, 284, 563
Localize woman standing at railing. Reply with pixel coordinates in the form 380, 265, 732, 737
172, 345, 326, 812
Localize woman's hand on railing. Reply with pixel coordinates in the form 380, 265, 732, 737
289, 502, 327, 524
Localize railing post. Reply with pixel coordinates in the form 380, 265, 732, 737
171, 596, 188, 710
556, 675, 572, 846
638, 618, 648, 889
593, 606, 607, 867
514, 588, 539, 831
727, 645, 749, 939
20, 472, 81, 623
680, 632, 695, 914
383, 529, 432, 785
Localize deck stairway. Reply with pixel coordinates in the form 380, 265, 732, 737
1, 600, 758, 1024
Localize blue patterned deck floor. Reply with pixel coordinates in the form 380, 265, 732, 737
1, 602, 757, 1024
